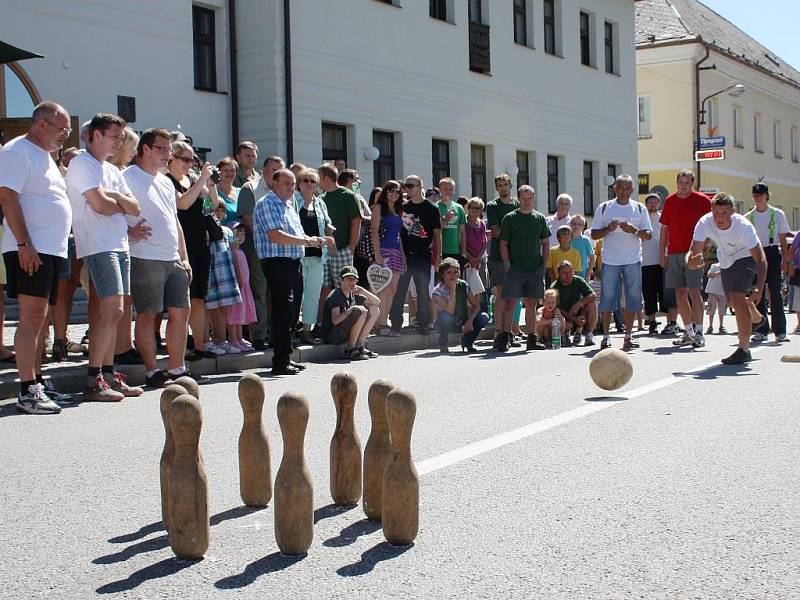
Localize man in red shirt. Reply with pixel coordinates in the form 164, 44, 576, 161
659, 169, 711, 348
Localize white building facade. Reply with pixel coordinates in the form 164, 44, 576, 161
2, 0, 638, 215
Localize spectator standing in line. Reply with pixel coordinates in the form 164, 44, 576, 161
486, 174, 518, 345
746, 182, 790, 343
788, 233, 800, 333
123, 128, 194, 387
233, 141, 259, 188
704, 261, 727, 334
498, 185, 550, 351
389, 175, 442, 334
0, 101, 73, 413
371, 181, 406, 336
546, 194, 574, 249
568, 214, 595, 280
550, 260, 597, 346
354, 186, 379, 288
437, 178, 467, 267
65, 112, 143, 400
253, 168, 326, 375
167, 139, 215, 358
640, 192, 667, 336
319, 265, 380, 359
205, 202, 242, 354
238, 155, 285, 350
590, 174, 652, 350
431, 257, 488, 354
659, 170, 711, 348
227, 222, 257, 351
465, 197, 488, 304
318, 164, 362, 324
333, 158, 347, 173
209, 156, 241, 225
546, 225, 582, 282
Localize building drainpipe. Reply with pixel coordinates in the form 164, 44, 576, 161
694, 42, 711, 189
283, 0, 294, 164
228, 0, 239, 151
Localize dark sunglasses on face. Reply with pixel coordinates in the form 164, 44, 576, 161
299, 178, 318, 184
403, 183, 419, 189
173, 155, 195, 163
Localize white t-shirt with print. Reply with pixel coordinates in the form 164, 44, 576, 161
0, 136, 72, 257
123, 166, 180, 261
65, 152, 132, 259
590, 199, 652, 266
745, 205, 790, 248
692, 213, 759, 269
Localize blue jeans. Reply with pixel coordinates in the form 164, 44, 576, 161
300, 256, 324, 326
435, 311, 489, 348
600, 262, 643, 313
390, 257, 432, 329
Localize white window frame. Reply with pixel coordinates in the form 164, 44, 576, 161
637, 95, 652, 138
733, 105, 743, 147
773, 120, 783, 158
754, 112, 763, 153
791, 126, 799, 162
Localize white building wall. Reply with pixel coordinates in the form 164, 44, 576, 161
0, 0, 232, 160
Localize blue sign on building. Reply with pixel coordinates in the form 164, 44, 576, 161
697, 137, 726, 150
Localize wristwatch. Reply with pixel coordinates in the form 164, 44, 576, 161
17, 241, 32, 247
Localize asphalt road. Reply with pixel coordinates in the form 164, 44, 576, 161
0, 328, 798, 599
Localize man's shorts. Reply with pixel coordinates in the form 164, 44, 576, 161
501, 265, 545, 300
721, 256, 756, 296
665, 253, 703, 289
488, 260, 506, 288
599, 262, 643, 313
84, 250, 130, 297
131, 257, 190, 314
3, 251, 63, 305
323, 306, 364, 345
323, 247, 354, 289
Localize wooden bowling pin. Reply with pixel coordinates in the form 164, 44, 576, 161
363, 379, 394, 521
159, 384, 187, 531
238, 374, 272, 507
274, 392, 313, 556
173, 375, 200, 400
330, 372, 362, 506
382, 388, 419, 547
167, 394, 209, 559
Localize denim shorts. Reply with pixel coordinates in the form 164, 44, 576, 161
85, 250, 130, 297
600, 262, 643, 313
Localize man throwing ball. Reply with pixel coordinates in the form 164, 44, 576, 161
687, 193, 766, 364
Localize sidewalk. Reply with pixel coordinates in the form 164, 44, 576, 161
0, 321, 496, 400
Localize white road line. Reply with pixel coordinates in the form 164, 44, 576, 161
416, 346, 767, 476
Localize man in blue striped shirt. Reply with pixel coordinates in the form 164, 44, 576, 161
254, 168, 328, 375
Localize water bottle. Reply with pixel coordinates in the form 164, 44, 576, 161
488, 296, 495, 323
551, 313, 562, 350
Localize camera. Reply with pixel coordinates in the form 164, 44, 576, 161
209, 167, 222, 184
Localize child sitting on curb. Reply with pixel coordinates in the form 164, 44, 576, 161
320, 266, 381, 360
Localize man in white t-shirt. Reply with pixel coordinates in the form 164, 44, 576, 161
746, 182, 790, 343
590, 174, 652, 350
546, 193, 573, 248
65, 113, 143, 401
0, 101, 73, 414
688, 193, 766, 364
123, 128, 193, 388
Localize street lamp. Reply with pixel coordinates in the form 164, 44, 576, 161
695, 82, 746, 188
699, 82, 746, 124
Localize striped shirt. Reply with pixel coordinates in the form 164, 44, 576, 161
253, 191, 306, 259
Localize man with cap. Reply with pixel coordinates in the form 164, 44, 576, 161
320, 265, 381, 360
746, 182, 790, 343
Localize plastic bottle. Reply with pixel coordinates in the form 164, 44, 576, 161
551, 313, 562, 350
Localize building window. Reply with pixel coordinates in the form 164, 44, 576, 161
637, 96, 652, 138
754, 112, 763, 152
583, 161, 595, 215
773, 120, 783, 158
373, 131, 396, 186
468, 0, 482, 23
432, 139, 451, 184
471, 145, 487, 201
430, 0, 447, 21
468, 2, 491, 74
580, 11, 592, 67
607, 164, 617, 199
543, 0, 557, 55
546, 155, 560, 213
604, 20, 616, 74
791, 126, 799, 162
706, 97, 718, 135
322, 122, 348, 163
514, 0, 528, 45
516, 151, 530, 188
733, 105, 743, 147
638, 173, 650, 195
117, 95, 136, 124
192, 5, 217, 91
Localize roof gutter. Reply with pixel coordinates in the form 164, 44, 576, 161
283, 0, 294, 164
228, 0, 239, 150
695, 42, 712, 188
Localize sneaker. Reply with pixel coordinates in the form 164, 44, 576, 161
51, 339, 68, 362
17, 383, 61, 414
298, 330, 315, 345
750, 332, 767, 343
705, 326, 714, 335
493, 333, 509, 352
173, 369, 205, 382
692, 333, 706, 348
43, 379, 78, 406
344, 345, 369, 361
672, 333, 695, 347
114, 348, 144, 365
718, 326, 727, 334
661, 323, 678, 335
84, 374, 124, 402
220, 341, 241, 354
600, 338, 611, 349
66, 340, 89, 355
146, 370, 174, 389
648, 323, 658, 335
622, 338, 639, 350
584, 333, 595, 346
509, 336, 522, 348
572, 333, 582, 346
233, 340, 254, 352
203, 342, 226, 356
776, 333, 788, 343
721, 347, 752, 365
526, 335, 545, 350
103, 372, 144, 397
361, 347, 379, 358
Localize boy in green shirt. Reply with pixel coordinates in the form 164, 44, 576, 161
437, 178, 467, 264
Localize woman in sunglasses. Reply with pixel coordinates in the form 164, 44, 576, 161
371, 180, 406, 336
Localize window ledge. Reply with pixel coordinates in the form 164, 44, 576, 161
581, 62, 597, 70
755, 148, 765, 154
792, 157, 799, 163
733, 143, 744, 149
637, 134, 653, 140
430, 16, 456, 25
195, 87, 228, 96
775, 154, 783, 159
544, 51, 564, 59
514, 42, 535, 51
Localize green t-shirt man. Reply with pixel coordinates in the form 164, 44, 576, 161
322, 187, 361, 250
438, 201, 466, 255
486, 197, 518, 261
498, 209, 549, 272
550, 275, 594, 312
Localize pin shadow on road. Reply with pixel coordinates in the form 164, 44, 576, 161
314, 503, 356, 524
336, 541, 413, 577
214, 552, 305, 589
96, 556, 198, 594
323, 518, 382, 548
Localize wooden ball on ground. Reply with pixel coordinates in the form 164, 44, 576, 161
589, 348, 633, 391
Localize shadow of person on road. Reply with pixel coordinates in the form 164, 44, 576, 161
214, 552, 305, 589
674, 362, 757, 379
336, 541, 413, 577
96, 556, 198, 594
323, 518, 381, 547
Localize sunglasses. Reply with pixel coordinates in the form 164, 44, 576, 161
299, 178, 318, 184
173, 155, 195, 163
403, 183, 419, 189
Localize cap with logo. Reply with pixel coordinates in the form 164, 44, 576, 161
339, 265, 359, 280
752, 182, 769, 195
